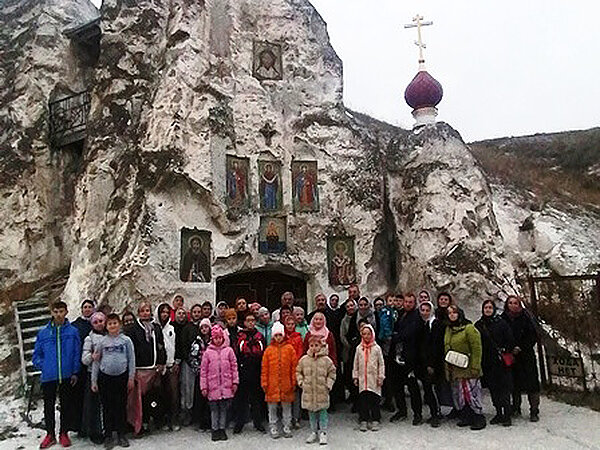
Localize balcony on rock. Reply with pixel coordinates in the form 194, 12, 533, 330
48, 90, 91, 148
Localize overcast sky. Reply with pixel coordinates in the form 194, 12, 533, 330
310, 0, 600, 142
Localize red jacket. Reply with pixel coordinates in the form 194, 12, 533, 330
286, 330, 304, 360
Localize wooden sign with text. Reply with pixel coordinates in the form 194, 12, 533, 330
547, 354, 584, 378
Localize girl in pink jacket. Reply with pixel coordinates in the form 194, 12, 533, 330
200, 325, 239, 441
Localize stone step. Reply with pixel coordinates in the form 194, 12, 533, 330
21, 316, 50, 327
15, 298, 49, 311
17, 306, 50, 319
21, 324, 46, 340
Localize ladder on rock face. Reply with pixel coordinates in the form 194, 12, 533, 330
14, 295, 51, 385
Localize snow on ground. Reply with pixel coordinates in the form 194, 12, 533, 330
0, 395, 599, 450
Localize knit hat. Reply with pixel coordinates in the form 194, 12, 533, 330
211, 325, 224, 339
90, 311, 106, 323
200, 318, 212, 328
272, 321, 284, 337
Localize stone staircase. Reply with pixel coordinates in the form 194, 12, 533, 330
13, 277, 68, 385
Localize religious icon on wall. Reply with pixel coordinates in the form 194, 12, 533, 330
259, 216, 287, 254
226, 155, 250, 211
292, 161, 319, 212
253, 41, 283, 81
258, 160, 282, 212
180, 228, 211, 282
327, 236, 356, 286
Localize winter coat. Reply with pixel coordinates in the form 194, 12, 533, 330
189, 334, 210, 373
227, 325, 239, 349
155, 320, 176, 367
296, 345, 336, 411
325, 306, 344, 339
303, 330, 337, 367
72, 317, 92, 350
339, 314, 354, 364
352, 340, 385, 396
418, 318, 446, 384
81, 330, 106, 372
179, 321, 201, 363
295, 320, 309, 339
261, 339, 297, 403
501, 310, 540, 393
200, 341, 239, 401
475, 315, 515, 393
286, 330, 304, 360
172, 320, 188, 362
124, 320, 167, 369
33, 320, 81, 383
235, 328, 265, 383
444, 322, 482, 381
391, 308, 423, 371
376, 306, 395, 341
346, 311, 376, 352
256, 321, 272, 345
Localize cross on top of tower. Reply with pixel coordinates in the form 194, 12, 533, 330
404, 14, 433, 66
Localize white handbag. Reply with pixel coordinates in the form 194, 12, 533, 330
445, 350, 470, 369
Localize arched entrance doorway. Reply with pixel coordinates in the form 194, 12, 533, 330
216, 268, 308, 312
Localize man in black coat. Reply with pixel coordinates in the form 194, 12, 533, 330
390, 293, 424, 425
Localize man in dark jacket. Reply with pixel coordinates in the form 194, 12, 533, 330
33, 301, 81, 449
233, 314, 266, 433
390, 293, 424, 425
124, 301, 167, 436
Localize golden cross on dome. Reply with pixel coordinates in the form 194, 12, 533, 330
404, 14, 433, 64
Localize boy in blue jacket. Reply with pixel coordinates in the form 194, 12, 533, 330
33, 301, 82, 448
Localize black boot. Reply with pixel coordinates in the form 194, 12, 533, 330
390, 411, 407, 422
502, 405, 512, 427
429, 414, 441, 428
457, 407, 473, 427
445, 408, 460, 420
529, 392, 540, 422
490, 407, 503, 425
470, 413, 487, 430
211, 430, 219, 441
530, 409, 540, 422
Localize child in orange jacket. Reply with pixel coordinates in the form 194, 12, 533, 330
261, 321, 297, 439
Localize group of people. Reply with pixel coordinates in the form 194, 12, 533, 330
32, 285, 542, 449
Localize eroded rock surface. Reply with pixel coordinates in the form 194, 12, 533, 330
1, 0, 595, 320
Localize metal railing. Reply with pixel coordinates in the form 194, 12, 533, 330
526, 272, 600, 393
48, 91, 91, 146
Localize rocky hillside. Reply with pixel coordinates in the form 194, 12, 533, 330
470, 128, 600, 209
470, 129, 600, 276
